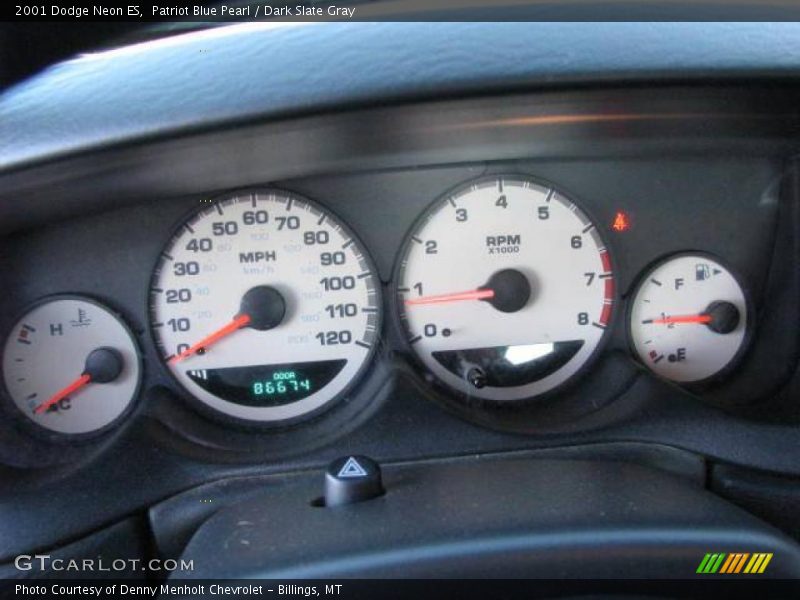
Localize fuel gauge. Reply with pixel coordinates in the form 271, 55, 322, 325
1, 296, 141, 436
629, 254, 750, 384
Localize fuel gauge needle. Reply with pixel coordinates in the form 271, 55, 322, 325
642, 301, 740, 334
169, 313, 251, 365
644, 314, 713, 325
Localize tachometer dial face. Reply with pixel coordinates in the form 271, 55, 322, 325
396, 176, 614, 402
629, 254, 749, 383
150, 191, 381, 424
2, 296, 140, 436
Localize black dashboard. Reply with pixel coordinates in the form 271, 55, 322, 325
2, 21, 800, 589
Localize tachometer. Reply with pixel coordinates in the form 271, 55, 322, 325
396, 176, 613, 402
150, 190, 381, 424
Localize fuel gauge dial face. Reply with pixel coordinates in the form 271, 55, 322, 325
629, 254, 749, 383
1, 297, 141, 436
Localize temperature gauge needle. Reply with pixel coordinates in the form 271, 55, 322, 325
35, 374, 91, 414
169, 313, 251, 365
34, 347, 124, 414
405, 289, 495, 306
645, 314, 713, 325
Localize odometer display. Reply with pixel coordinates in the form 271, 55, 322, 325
186, 360, 346, 406
150, 191, 381, 423
397, 176, 614, 402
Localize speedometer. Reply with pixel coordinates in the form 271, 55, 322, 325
150, 190, 381, 424
396, 176, 614, 402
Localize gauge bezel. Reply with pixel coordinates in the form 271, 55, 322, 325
625, 250, 756, 388
391, 173, 618, 411
0, 293, 143, 443
147, 187, 384, 430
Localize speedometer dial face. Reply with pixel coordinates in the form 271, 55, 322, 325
396, 176, 614, 402
150, 191, 381, 424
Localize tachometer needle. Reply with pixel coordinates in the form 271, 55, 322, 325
405, 288, 496, 306
645, 314, 713, 325
169, 313, 252, 364
35, 373, 91, 414
403, 270, 531, 313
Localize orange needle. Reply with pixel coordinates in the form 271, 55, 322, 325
650, 314, 713, 325
169, 313, 252, 365
405, 288, 495, 306
35, 373, 91, 414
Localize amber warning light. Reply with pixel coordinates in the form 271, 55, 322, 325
612, 211, 631, 232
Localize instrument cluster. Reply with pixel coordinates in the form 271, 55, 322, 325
0, 161, 786, 460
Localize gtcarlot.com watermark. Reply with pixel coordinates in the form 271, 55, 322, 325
14, 554, 194, 573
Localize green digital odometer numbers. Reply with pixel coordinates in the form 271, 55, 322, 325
186, 359, 347, 407
252, 370, 312, 398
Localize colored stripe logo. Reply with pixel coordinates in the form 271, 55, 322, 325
697, 553, 773, 574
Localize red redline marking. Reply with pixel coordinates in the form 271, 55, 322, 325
599, 303, 612, 326
604, 278, 615, 299
35, 373, 91, 414
404, 289, 495, 306
599, 251, 612, 272
169, 313, 252, 364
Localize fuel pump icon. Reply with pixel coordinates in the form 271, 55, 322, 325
695, 264, 710, 281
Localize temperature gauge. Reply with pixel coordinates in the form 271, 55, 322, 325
629, 254, 750, 384
1, 296, 141, 436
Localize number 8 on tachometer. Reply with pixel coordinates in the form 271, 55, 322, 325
396, 176, 614, 402
150, 190, 381, 424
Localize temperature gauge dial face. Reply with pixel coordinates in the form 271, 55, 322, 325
1, 297, 141, 436
629, 254, 750, 383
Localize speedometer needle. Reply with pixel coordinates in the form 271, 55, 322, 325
168, 286, 289, 365
169, 313, 252, 365
405, 289, 495, 306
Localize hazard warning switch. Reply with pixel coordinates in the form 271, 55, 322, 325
324, 455, 384, 507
